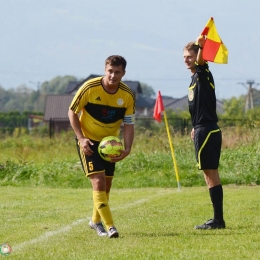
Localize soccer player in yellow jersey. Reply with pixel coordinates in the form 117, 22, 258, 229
68, 55, 135, 238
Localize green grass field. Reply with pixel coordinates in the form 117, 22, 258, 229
1, 186, 260, 259
1, 128, 260, 259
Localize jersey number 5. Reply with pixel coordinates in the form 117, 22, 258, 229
88, 162, 94, 171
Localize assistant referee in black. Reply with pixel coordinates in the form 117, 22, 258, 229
183, 36, 225, 229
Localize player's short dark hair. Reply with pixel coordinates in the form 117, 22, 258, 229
184, 41, 199, 54
105, 55, 127, 70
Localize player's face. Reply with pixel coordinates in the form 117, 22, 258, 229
104, 64, 125, 87
183, 49, 197, 73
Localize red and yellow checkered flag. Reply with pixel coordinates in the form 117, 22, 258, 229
201, 17, 228, 64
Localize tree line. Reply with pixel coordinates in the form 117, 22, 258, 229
1, 75, 260, 135
0, 75, 156, 113
0, 75, 78, 112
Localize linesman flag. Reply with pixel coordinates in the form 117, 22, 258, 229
201, 17, 228, 64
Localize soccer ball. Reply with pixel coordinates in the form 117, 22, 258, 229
98, 136, 123, 162
0, 243, 12, 256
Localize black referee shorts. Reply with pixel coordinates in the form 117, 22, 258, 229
75, 138, 115, 177
194, 125, 222, 170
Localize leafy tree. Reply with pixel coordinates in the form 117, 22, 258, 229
41, 75, 77, 94
218, 96, 245, 127
252, 88, 260, 107
245, 107, 260, 127
166, 109, 192, 133
0, 86, 11, 109
140, 83, 156, 98
221, 96, 245, 119
0, 76, 78, 113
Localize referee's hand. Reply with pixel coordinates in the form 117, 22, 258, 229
190, 128, 194, 141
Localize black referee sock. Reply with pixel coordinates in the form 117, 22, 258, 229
209, 184, 224, 223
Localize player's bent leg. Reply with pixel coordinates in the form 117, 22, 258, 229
92, 190, 119, 237
91, 176, 112, 223
89, 173, 119, 238
92, 191, 110, 223
89, 172, 106, 225
89, 190, 111, 237
92, 190, 113, 227
103, 179, 119, 238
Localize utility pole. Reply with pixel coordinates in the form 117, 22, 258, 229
238, 80, 260, 112
29, 81, 41, 111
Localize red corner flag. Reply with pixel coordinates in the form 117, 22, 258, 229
153, 91, 164, 122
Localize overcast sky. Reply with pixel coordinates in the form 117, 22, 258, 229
1, 0, 260, 99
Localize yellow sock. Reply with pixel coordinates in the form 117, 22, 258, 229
92, 192, 110, 223
92, 191, 113, 229
92, 207, 101, 223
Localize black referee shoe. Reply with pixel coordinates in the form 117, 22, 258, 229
195, 219, 226, 230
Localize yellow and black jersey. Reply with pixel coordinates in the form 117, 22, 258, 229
69, 77, 135, 141
188, 62, 218, 127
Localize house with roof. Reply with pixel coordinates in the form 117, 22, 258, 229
28, 114, 44, 132
147, 95, 224, 119
44, 94, 74, 134
163, 95, 224, 114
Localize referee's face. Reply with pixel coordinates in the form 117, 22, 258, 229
103, 64, 126, 89
183, 49, 197, 73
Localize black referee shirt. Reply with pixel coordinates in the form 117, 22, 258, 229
188, 62, 218, 128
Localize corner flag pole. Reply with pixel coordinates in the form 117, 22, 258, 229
163, 110, 181, 190
153, 91, 181, 190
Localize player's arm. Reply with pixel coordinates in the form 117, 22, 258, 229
111, 92, 135, 162
123, 123, 134, 155
68, 109, 84, 140
196, 35, 206, 65
120, 100, 135, 159
68, 109, 93, 155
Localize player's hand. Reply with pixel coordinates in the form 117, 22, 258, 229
79, 138, 94, 155
110, 149, 130, 163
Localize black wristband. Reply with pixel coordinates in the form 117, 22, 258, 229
199, 45, 203, 49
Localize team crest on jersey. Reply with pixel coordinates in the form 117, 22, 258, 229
188, 89, 194, 101
117, 98, 124, 106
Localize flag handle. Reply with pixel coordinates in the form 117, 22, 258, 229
163, 111, 181, 190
